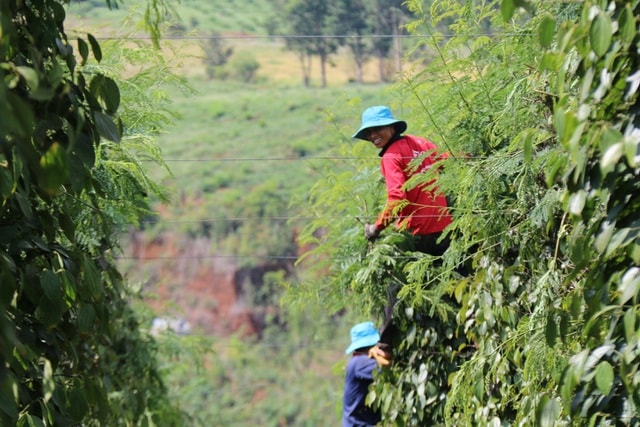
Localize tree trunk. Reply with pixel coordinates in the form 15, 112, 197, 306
378, 48, 386, 82
320, 52, 327, 88
355, 56, 363, 83
393, 8, 402, 77
297, 51, 312, 87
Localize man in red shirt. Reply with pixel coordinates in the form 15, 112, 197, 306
353, 105, 452, 254
353, 105, 454, 348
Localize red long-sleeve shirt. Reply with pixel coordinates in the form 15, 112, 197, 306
374, 134, 452, 235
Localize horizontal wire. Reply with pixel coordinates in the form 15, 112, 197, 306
140, 213, 486, 223
117, 254, 300, 261
85, 33, 531, 41
150, 155, 495, 162
116, 254, 451, 261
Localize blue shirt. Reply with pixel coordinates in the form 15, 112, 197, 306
342, 354, 381, 427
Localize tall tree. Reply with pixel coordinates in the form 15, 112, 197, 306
332, 0, 371, 83
285, 0, 340, 88
372, 0, 407, 81
0, 0, 189, 424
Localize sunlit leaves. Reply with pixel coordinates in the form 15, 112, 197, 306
594, 361, 614, 395
536, 395, 560, 427
38, 142, 69, 195
618, 4, 636, 45
538, 14, 555, 48
42, 359, 55, 403
589, 11, 612, 58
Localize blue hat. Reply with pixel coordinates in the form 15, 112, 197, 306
352, 105, 407, 140
345, 321, 380, 354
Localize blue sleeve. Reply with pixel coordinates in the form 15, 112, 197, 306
353, 356, 377, 380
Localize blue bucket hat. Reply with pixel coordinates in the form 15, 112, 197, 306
352, 105, 407, 140
345, 321, 380, 354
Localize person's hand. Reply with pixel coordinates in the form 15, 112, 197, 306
368, 345, 392, 367
364, 224, 380, 242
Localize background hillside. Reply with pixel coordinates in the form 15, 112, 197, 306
65, 1, 400, 425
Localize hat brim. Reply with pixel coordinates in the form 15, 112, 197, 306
352, 119, 407, 140
345, 333, 380, 354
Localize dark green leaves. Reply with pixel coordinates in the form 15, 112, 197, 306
90, 74, 120, 115
78, 33, 103, 65
87, 33, 102, 62
77, 38, 89, 65
94, 112, 120, 143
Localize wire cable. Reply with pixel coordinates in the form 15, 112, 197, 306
77, 33, 531, 41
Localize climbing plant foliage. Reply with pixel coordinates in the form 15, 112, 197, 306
0, 0, 189, 425
296, 0, 639, 425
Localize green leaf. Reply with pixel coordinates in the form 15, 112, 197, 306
0, 251, 17, 307
618, 4, 636, 44
568, 190, 586, 216
73, 134, 96, 167
590, 12, 612, 58
618, 267, 639, 305
623, 308, 636, 343
82, 258, 104, 301
61, 270, 77, 302
0, 166, 15, 202
536, 394, 560, 427
594, 361, 614, 395
0, 371, 17, 420
595, 220, 615, 254
87, 33, 102, 62
15, 66, 39, 92
600, 143, 623, 175
17, 414, 45, 427
38, 142, 69, 195
77, 303, 96, 334
94, 112, 121, 143
43, 359, 55, 403
77, 38, 89, 65
100, 77, 120, 114
2, 92, 35, 138
539, 50, 563, 71
501, 0, 516, 21
538, 14, 555, 48
40, 270, 62, 301
67, 382, 89, 422
35, 295, 64, 328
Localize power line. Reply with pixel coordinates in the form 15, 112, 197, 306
117, 254, 300, 261
158, 155, 367, 162
151, 155, 493, 162
84, 32, 529, 41
139, 213, 482, 224
115, 253, 456, 261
